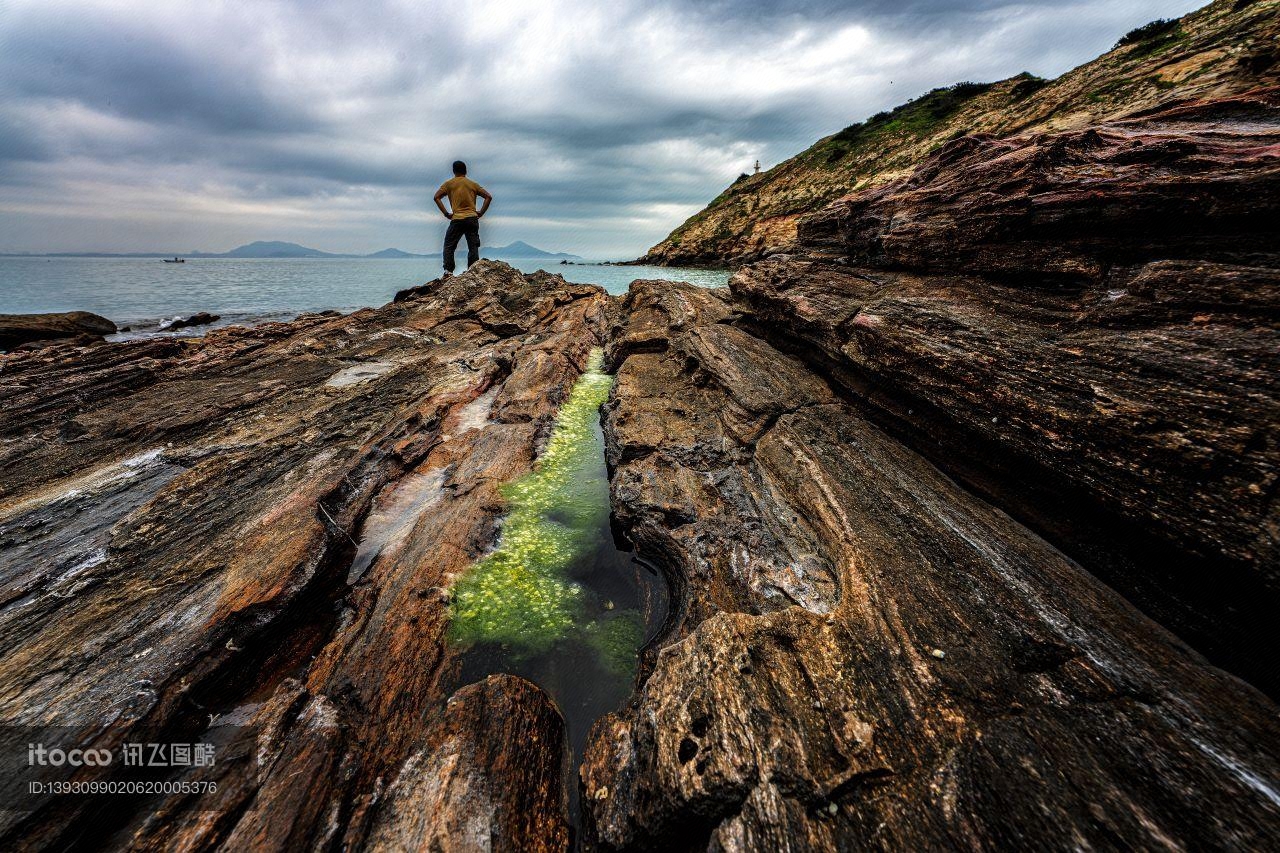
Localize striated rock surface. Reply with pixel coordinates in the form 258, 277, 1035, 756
0, 310, 117, 350
364, 674, 569, 852
640, 0, 1280, 267
799, 91, 1280, 278
583, 279, 1280, 851
734, 88, 1280, 694
0, 261, 601, 850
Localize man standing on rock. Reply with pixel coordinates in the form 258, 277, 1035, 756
434, 160, 492, 275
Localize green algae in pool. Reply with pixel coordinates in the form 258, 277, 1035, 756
447, 347, 668, 762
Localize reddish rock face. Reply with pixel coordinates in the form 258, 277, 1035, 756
799, 91, 1280, 279
734, 91, 1280, 697
0, 262, 599, 850
364, 674, 569, 852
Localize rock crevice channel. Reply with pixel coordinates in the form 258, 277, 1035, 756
2, 90, 1279, 853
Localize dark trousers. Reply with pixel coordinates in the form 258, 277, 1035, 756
443, 217, 480, 272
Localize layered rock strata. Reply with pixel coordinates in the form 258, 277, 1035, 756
583, 278, 1280, 850
736, 89, 1280, 695
0, 263, 599, 850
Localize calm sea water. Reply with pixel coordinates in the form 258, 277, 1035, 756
0, 257, 729, 335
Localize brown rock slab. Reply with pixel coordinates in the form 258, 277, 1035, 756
0, 310, 117, 350
584, 278, 1280, 851
365, 675, 569, 853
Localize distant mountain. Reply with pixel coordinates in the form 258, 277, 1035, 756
482, 241, 581, 260
2, 240, 581, 260
365, 248, 429, 259
215, 240, 578, 260
222, 243, 438, 259
222, 241, 340, 258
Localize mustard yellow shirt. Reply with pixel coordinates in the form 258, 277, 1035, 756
439, 176, 484, 219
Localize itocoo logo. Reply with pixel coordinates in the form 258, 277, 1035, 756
28, 743, 113, 766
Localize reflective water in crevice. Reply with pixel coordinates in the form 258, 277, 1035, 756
443, 349, 669, 829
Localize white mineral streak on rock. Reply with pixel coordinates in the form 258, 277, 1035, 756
347, 468, 448, 583
0, 448, 167, 520
324, 361, 399, 388
451, 386, 499, 433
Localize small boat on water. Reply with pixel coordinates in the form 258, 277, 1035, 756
163, 257, 185, 263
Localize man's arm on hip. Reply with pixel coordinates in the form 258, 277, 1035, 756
434, 186, 452, 219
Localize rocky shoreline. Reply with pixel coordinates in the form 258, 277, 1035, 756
2, 81, 1279, 853
0, 266, 607, 849
0, 311, 117, 350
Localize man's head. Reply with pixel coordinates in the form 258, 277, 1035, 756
452, 160, 467, 176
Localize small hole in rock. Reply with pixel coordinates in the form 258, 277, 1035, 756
691, 715, 710, 738
678, 738, 699, 763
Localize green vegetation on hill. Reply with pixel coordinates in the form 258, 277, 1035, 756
1116, 18, 1180, 48
658, 79, 1005, 255
823, 82, 993, 163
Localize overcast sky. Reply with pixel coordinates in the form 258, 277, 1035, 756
0, 0, 1202, 258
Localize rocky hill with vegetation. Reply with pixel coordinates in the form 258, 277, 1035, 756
640, 0, 1279, 266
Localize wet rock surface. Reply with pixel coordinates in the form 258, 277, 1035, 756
0, 310, 117, 350
164, 312, 221, 331
585, 278, 1280, 851
0, 262, 603, 850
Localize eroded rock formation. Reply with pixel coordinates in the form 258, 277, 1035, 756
0, 310, 117, 351
578, 84, 1280, 851
0, 263, 601, 849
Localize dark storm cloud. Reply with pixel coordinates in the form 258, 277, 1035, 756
481, 102, 807, 157
0, 14, 314, 136
0, 0, 1204, 255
